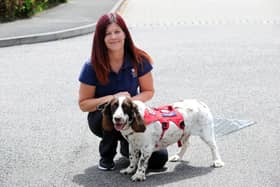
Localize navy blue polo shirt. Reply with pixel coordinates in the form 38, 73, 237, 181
78, 56, 153, 98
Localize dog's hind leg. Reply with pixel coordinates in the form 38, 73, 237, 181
200, 125, 224, 167
169, 134, 190, 162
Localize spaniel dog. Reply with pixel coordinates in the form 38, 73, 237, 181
102, 96, 224, 181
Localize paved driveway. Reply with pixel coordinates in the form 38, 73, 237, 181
0, 0, 279, 186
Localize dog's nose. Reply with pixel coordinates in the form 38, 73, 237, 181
114, 117, 121, 122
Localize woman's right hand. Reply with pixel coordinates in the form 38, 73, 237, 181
113, 91, 131, 98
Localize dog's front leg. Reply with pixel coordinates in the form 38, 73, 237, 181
120, 145, 140, 175
131, 146, 153, 182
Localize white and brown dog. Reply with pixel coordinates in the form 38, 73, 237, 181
102, 96, 224, 181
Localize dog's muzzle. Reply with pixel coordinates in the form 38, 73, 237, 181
113, 117, 126, 131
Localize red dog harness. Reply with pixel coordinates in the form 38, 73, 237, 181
144, 105, 185, 147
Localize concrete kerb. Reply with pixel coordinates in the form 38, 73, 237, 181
0, 0, 127, 48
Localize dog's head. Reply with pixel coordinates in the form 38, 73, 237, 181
102, 96, 146, 132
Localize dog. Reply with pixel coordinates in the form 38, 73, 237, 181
102, 96, 224, 181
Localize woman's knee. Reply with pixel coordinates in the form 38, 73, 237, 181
148, 148, 168, 169
87, 111, 103, 138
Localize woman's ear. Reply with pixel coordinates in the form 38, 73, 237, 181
131, 103, 146, 132
102, 103, 114, 131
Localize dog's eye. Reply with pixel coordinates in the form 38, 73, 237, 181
122, 104, 128, 112
111, 102, 118, 111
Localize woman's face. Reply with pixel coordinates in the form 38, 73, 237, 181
104, 23, 126, 52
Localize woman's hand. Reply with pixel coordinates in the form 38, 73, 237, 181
113, 91, 131, 98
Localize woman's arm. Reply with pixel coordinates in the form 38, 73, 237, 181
78, 83, 131, 112
132, 72, 154, 102
78, 83, 114, 112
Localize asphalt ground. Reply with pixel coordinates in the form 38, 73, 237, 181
1, 24, 279, 187
0, 0, 280, 186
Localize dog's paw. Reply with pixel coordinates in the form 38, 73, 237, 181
131, 172, 146, 182
212, 160, 225, 168
168, 154, 181, 162
120, 167, 136, 175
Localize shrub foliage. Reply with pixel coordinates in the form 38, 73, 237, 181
0, 0, 67, 22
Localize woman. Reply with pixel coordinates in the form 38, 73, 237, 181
78, 13, 168, 171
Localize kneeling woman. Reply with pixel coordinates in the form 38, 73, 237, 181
78, 13, 168, 171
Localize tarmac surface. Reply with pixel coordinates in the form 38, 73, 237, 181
0, 0, 125, 47
122, 0, 280, 26
0, 0, 280, 186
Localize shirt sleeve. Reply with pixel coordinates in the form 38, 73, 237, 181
78, 60, 97, 86
137, 58, 153, 77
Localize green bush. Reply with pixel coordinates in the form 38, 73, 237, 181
0, 0, 67, 22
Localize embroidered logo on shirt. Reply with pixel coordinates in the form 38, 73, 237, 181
131, 68, 137, 78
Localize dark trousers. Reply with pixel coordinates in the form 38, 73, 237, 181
87, 111, 168, 169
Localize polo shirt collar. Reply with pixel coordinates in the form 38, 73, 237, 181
121, 54, 133, 70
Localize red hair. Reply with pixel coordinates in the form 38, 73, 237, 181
91, 13, 152, 85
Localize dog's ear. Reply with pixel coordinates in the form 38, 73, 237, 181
102, 102, 114, 131
131, 102, 146, 132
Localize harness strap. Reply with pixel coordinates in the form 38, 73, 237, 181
159, 121, 185, 147
144, 105, 186, 147
160, 122, 169, 140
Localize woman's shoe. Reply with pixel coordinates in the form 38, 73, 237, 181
98, 158, 115, 171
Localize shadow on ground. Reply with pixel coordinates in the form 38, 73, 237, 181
73, 158, 213, 187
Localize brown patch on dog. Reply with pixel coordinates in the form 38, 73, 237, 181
102, 99, 115, 131
102, 113, 114, 131
130, 100, 146, 133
